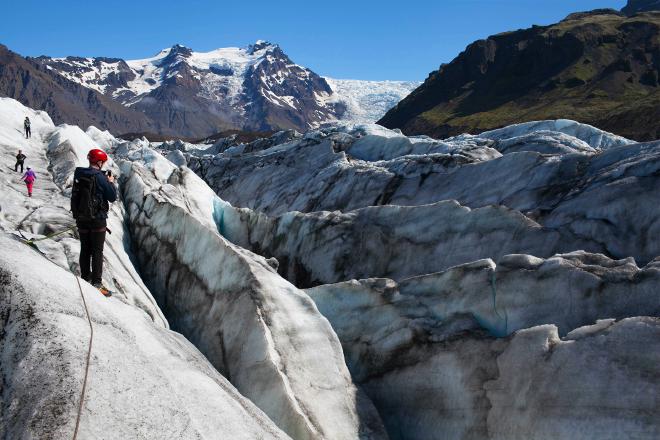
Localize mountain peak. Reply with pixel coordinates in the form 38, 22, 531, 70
168, 44, 192, 56
247, 40, 278, 55
157, 44, 193, 67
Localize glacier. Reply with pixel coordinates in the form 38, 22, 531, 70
0, 96, 659, 440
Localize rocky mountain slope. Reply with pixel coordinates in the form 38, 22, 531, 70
623, 0, 660, 15
379, 8, 660, 141
0, 44, 157, 134
27, 41, 417, 137
1, 97, 659, 439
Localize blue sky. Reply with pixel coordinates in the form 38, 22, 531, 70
2, 0, 626, 81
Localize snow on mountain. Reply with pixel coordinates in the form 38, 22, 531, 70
121, 42, 282, 106
35, 41, 417, 136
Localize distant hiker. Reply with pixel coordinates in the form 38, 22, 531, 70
24, 117, 31, 139
22, 167, 36, 197
14, 150, 26, 173
71, 148, 117, 297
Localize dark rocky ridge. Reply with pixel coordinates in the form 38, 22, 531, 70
623, 0, 660, 15
0, 45, 156, 133
240, 45, 344, 131
379, 10, 660, 141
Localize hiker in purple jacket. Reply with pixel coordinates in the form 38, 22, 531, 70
22, 167, 36, 197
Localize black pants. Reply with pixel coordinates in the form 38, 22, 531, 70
78, 221, 107, 285
25, 127, 30, 138
14, 161, 24, 173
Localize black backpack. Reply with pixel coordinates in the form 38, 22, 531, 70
71, 173, 101, 221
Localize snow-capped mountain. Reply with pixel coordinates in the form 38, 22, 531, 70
35, 41, 418, 136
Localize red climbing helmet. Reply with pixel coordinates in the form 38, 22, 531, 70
87, 148, 108, 163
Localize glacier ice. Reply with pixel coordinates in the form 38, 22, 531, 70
1, 96, 659, 440
119, 155, 387, 440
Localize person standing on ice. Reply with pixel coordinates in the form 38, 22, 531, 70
24, 117, 31, 139
14, 149, 26, 173
71, 148, 117, 297
21, 167, 36, 197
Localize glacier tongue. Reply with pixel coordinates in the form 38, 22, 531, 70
323, 78, 420, 125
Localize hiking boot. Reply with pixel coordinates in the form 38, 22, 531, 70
92, 283, 112, 297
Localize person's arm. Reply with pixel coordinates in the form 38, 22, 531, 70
96, 172, 117, 202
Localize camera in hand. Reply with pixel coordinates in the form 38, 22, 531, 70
106, 170, 112, 177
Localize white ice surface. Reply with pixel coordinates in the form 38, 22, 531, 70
0, 97, 164, 325
0, 234, 291, 440
479, 119, 633, 150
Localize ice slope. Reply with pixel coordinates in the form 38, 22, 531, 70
0, 97, 292, 439
0, 98, 167, 327
2, 97, 389, 440
118, 151, 387, 440
7, 101, 385, 439
0, 98, 164, 323
0, 235, 292, 440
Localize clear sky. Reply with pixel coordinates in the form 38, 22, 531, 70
1, 0, 626, 81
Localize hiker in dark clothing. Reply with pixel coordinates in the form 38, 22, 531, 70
71, 148, 117, 297
24, 117, 31, 139
15, 150, 26, 173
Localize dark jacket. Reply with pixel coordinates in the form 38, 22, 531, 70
16, 153, 26, 163
73, 167, 117, 221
